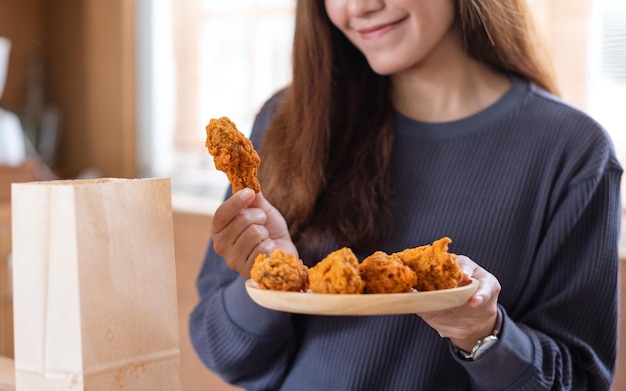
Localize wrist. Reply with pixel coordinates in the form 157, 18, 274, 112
453, 307, 502, 360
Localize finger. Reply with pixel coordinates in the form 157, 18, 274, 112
248, 191, 274, 210
455, 255, 478, 281
455, 255, 501, 307
243, 238, 277, 271
249, 192, 287, 227
211, 207, 267, 257
220, 207, 268, 244
249, 192, 278, 222
236, 224, 270, 253
250, 191, 292, 240
212, 188, 257, 234
468, 280, 501, 308
239, 236, 277, 279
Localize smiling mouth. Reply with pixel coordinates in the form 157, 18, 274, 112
356, 17, 408, 39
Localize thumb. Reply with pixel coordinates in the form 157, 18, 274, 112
455, 255, 476, 281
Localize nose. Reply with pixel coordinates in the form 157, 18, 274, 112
346, 0, 384, 17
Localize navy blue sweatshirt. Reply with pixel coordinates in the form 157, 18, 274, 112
190, 77, 622, 390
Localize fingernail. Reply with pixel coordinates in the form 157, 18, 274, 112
239, 188, 255, 201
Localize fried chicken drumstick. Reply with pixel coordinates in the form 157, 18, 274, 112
205, 116, 261, 193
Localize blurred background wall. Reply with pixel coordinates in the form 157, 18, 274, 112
0, 0, 136, 180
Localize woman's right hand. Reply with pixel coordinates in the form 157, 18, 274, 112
210, 188, 297, 278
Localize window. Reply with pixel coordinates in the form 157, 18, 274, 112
588, 0, 626, 152
137, 0, 295, 213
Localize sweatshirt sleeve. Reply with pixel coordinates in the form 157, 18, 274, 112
453, 128, 622, 390
189, 243, 298, 389
189, 90, 298, 389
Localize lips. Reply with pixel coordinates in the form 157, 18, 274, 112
354, 16, 408, 40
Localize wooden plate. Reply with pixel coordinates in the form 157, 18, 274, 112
245, 278, 478, 316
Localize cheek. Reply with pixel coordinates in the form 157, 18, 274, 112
324, 0, 347, 31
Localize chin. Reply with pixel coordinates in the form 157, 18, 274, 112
364, 55, 410, 76
367, 62, 403, 76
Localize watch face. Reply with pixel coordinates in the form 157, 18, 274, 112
473, 335, 499, 360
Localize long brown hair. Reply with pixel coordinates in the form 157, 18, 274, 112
259, 0, 559, 259
458, 0, 560, 95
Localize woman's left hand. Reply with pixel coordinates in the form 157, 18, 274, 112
416, 255, 502, 352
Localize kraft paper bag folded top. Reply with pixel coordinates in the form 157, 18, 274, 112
11, 178, 181, 391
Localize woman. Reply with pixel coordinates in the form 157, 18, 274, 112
190, 0, 622, 389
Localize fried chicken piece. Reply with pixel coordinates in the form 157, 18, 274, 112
392, 237, 463, 291
250, 248, 308, 292
358, 251, 417, 294
308, 247, 364, 294
390, 244, 429, 272
205, 116, 261, 193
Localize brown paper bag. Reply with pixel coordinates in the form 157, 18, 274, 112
11, 178, 181, 390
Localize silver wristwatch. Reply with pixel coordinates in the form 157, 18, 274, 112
457, 307, 503, 361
